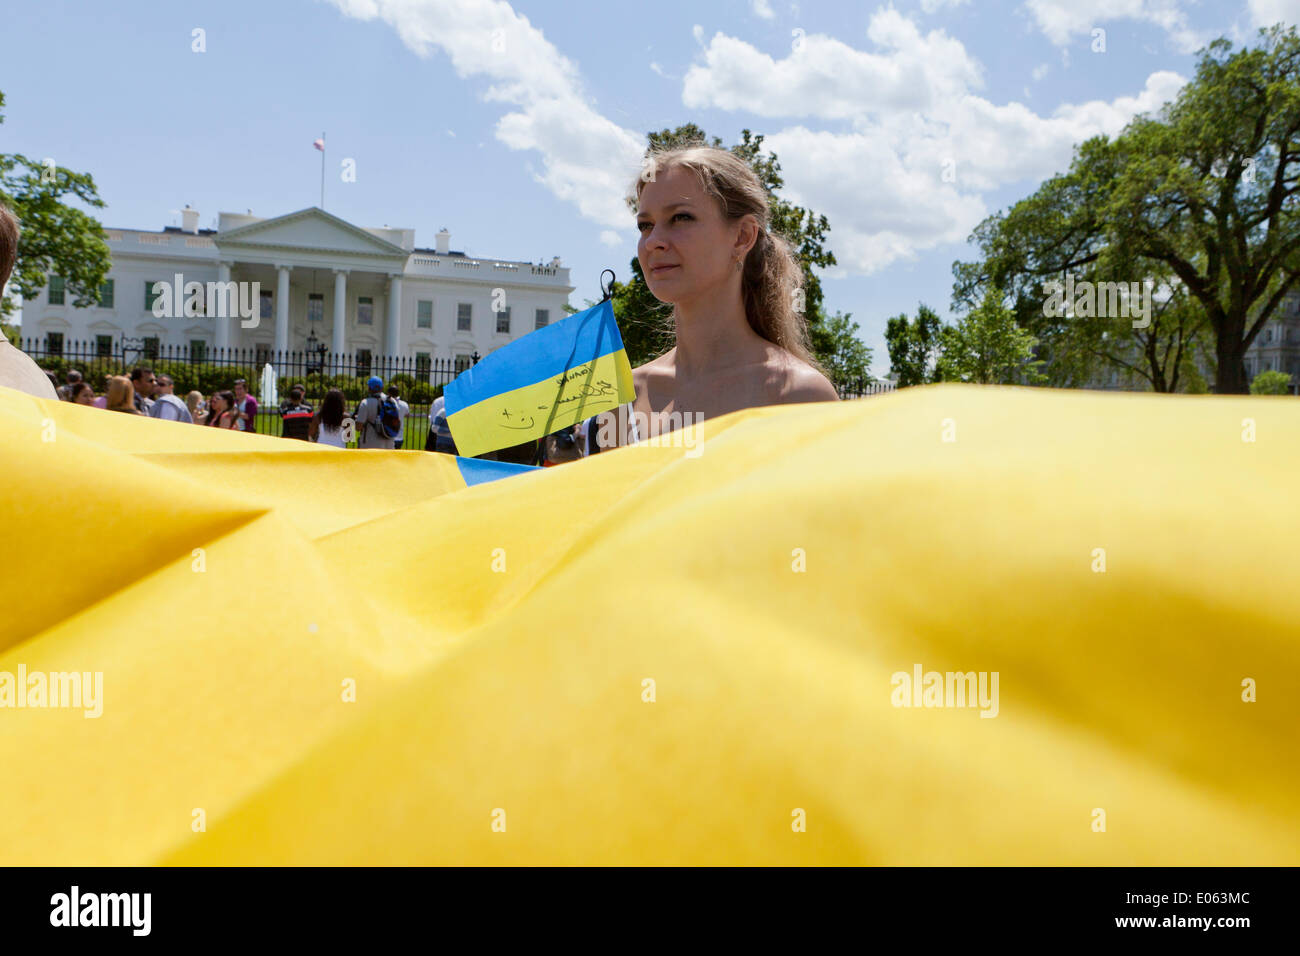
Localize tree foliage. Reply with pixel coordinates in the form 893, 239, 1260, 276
936, 287, 1045, 385
0, 91, 111, 321
954, 26, 1300, 393
885, 303, 944, 386
815, 309, 872, 388
1250, 369, 1293, 393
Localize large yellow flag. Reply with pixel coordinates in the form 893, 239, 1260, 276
1, 382, 1296, 864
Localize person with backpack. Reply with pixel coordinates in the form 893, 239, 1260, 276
385, 384, 410, 449
353, 376, 402, 449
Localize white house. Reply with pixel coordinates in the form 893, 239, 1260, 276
23, 205, 573, 373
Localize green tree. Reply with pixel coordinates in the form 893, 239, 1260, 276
955, 26, 1300, 393
1250, 369, 1294, 393
814, 309, 872, 389
615, 123, 839, 369
0, 91, 111, 322
885, 303, 944, 386
937, 287, 1045, 385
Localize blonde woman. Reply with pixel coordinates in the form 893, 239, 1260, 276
105, 375, 142, 415
593, 144, 837, 449
186, 390, 207, 425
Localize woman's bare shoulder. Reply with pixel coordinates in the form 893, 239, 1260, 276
633, 350, 675, 391
767, 348, 839, 403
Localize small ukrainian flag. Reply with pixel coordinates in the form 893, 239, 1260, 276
443, 298, 635, 459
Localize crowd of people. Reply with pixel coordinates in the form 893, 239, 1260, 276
37, 365, 586, 464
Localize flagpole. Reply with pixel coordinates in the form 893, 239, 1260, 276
320, 132, 325, 210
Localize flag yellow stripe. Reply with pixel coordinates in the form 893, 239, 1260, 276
447, 347, 634, 458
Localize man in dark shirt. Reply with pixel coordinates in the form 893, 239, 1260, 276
279, 384, 314, 441
130, 366, 156, 413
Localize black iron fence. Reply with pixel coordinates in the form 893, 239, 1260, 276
21, 338, 474, 450
838, 377, 896, 399
21, 337, 894, 451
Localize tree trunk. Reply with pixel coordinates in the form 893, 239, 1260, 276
1215, 337, 1250, 393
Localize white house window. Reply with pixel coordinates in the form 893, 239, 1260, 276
457, 303, 472, 331
145, 280, 164, 312
143, 337, 160, 360
358, 296, 374, 325
307, 293, 324, 322
48, 276, 65, 305
496, 306, 511, 334
190, 339, 207, 362
415, 352, 431, 382
455, 352, 472, 372
98, 279, 114, 308
535, 308, 548, 329
260, 290, 273, 321
417, 300, 433, 329
96, 334, 112, 357
46, 332, 63, 355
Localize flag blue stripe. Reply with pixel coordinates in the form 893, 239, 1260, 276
455, 455, 541, 486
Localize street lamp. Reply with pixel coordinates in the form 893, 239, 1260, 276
305, 328, 328, 374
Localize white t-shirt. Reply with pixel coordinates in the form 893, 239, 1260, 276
427, 396, 445, 434
316, 420, 347, 447
393, 397, 410, 443
353, 393, 386, 448
0, 338, 58, 399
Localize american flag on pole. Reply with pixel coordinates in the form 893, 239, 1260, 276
312, 137, 325, 151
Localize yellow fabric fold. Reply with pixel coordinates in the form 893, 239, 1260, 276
1, 383, 1296, 864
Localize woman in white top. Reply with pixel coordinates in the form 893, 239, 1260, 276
591, 144, 837, 451
309, 388, 350, 448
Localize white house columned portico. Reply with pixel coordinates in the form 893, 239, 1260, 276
23, 205, 575, 375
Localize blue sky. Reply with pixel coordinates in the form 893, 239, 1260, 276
3, 0, 1297, 374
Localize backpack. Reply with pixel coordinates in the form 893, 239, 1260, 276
367, 393, 402, 440
374, 393, 403, 439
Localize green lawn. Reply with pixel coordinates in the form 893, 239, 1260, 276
252, 408, 431, 450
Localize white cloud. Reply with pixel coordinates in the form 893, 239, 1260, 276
321, 0, 644, 229
920, 0, 969, 12
1032, 62, 1050, 81
600, 230, 623, 246
683, 9, 984, 119
752, 0, 775, 19
1249, 0, 1300, 27
1023, 0, 1207, 54
681, 9, 1186, 273
762, 126, 987, 275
